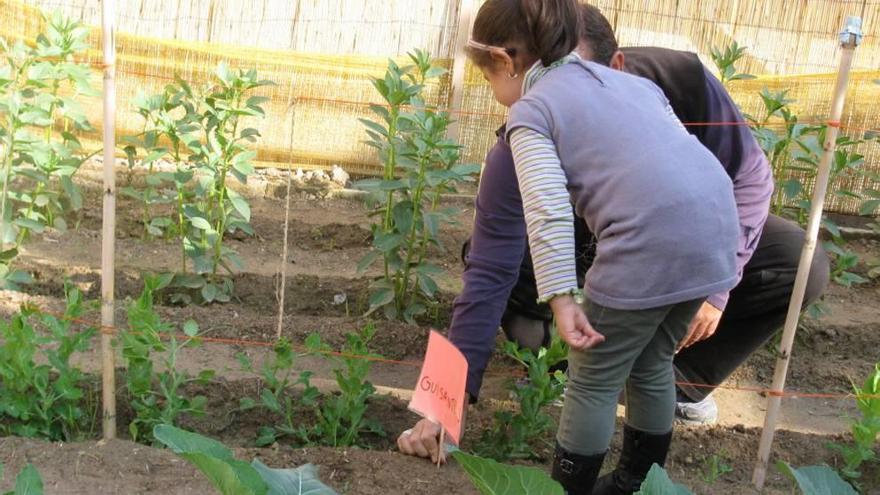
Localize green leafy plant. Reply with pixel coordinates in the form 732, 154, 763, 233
356, 50, 479, 321
306, 324, 384, 447
0, 463, 44, 495
451, 449, 564, 495
635, 464, 693, 494
0, 284, 96, 441
121, 81, 196, 242
236, 338, 319, 447
777, 462, 858, 495
0, 12, 99, 289
124, 64, 272, 303
119, 274, 212, 444
700, 451, 733, 484
153, 424, 339, 495
828, 363, 880, 486
475, 336, 567, 461
713, 42, 870, 290
709, 41, 756, 84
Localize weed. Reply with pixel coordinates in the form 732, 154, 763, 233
475, 336, 567, 461
700, 451, 734, 484
356, 50, 479, 322
236, 338, 319, 447
0, 12, 98, 289
0, 284, 96, 441
119, 274, 212, 444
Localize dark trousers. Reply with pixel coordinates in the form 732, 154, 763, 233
466, 214, 831, 403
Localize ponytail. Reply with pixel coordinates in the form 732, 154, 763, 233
520, 0, 581, 66
469, 0, 580, 69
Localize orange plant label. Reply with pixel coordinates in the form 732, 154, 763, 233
408, 330, 468, 445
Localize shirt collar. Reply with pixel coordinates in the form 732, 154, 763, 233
521, 51, 582, 95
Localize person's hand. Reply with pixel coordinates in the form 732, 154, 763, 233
679, 301, 723, 350
397, 418, 446, 464
549, 295, 605, 351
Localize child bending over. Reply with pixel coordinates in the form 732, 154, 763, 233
466, 1, 740, 493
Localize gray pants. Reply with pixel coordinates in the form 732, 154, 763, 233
557, 297, 703, 455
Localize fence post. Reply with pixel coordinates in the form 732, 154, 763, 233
100, 0, 118, 441
751, 16, 863, 490
446, 0, 475, 142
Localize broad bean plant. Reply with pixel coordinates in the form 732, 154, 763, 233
0, 284, 97, 441
476, 337, 568, 461
0, 12, 98, 289
124, 65, 272, 303
120, 274, 213, 444
711, 44, 875, 290
356, 50, 479, 322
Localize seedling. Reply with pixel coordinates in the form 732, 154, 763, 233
475, 336, 567, 461
827, 363, 880, 488
0, 284, 96, 441
700, 451, 734, 484
356, 50, 479, 322
119, 274, 212, 444
236, 338, 319, 447
306, 324, 384, 447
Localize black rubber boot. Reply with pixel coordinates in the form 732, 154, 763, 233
551, 444, 606, 495
591, 425, 673, 495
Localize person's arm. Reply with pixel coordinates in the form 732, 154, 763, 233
701, 68, 773, 311
508, 126, 604, 351
398, 135, 530, 463
447, 135, 529, 400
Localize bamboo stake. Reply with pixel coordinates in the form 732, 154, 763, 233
99, 0, 118, 441
446, 0, 475, 143
276, 98, 297, 341
752, 16, 862, 490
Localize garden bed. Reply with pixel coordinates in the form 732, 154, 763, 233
2, 180, 879, 494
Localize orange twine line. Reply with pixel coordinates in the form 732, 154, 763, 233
12, 302, 880, 401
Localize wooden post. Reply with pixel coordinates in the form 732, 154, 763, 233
751, 16, 862, 489
100, 0, 118, 441
446, 0, 475, 142
276, 99, 297, 341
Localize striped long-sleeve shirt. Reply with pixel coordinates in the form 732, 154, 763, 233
509, 126, 578, 301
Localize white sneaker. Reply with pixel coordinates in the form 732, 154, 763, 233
674, 394, 719, 425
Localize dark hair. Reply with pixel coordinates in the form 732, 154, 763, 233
578, 3, 618, 66
468, 0, 581, 69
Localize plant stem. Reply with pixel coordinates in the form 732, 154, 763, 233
398, 155, 429, 311
0, 118, 17, 252
173, 145, 187, 274
211, 93, 241, 278
381, 107, 399, 285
